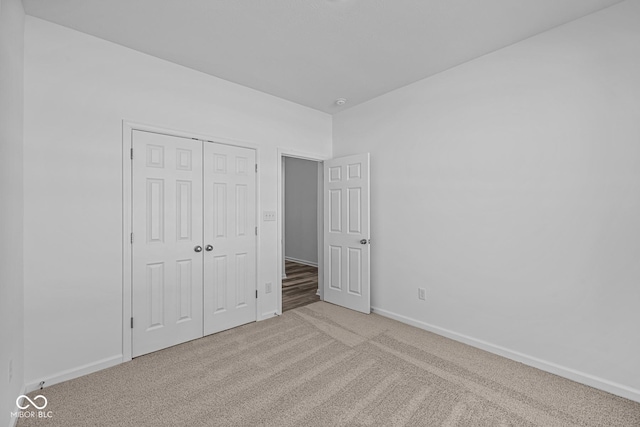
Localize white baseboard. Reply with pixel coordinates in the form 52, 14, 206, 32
24, 355, 123, 393
284, 257, 318, 268
371, 306, 640, 403
8, 383, 26, 427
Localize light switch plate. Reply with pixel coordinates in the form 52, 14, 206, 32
263, 211, 276, 221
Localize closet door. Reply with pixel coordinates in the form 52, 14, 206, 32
203, 143, 257, 335
132, 131, 204, 357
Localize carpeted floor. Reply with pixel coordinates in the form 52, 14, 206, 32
17, 302, 640, 426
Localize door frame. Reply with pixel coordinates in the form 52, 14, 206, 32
122, 120, 261, 362
276, 148, 328, 314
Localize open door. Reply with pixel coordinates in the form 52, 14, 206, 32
323, 153, 370, 314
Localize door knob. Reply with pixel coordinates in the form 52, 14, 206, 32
205, 245, 213, 252
194, 246, 203, 253
360, 239, 370, 245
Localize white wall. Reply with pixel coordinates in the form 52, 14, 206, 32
284, 157, 318, 265
0, 0, 24, 425
333, 0, 640, 401
23, 17, 331, 390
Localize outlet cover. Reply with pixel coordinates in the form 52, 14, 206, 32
265, 282, 272, 293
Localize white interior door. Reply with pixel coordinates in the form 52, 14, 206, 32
323, 153, 371, 314
132, 131, 204, 357
203, 143, 257, 335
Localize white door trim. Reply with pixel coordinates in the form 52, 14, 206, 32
281, 157, 286, 279
122, 120, 262, 361
276, 148, 328, 315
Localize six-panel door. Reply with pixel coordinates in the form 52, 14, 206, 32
323, 153, 371, 314
132, 131, 204, 357
203, 143, 257, 335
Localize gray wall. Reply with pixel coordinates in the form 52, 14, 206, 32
0, 0, 24, 424
23, 17, 331, 388
284, 157, 318, 265
334, 0, 640, 400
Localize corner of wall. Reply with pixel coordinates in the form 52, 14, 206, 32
0, 0, 25, 426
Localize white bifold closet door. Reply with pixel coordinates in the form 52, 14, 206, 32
132, 131, 204, 357
132, 130, 256, 357
203, 142, 257, 335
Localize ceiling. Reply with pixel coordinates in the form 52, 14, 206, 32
23, 0, 624, 114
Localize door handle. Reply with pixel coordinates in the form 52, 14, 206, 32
205, 245, 213, 252
360, 239, 370, 245
194, 246, 203, 253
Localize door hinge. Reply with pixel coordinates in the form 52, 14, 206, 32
255, 226, 258, 236
130, 233, 134, 244
130, 148, 133, 159
255, 164, 258, 173
130, 317, 133, 329
256, 290, 258, 299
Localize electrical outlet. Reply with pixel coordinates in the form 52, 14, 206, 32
8, 359, 12, 383
265, 282, 272, 293
418, 288, 426, 301
263, 211, 276, 221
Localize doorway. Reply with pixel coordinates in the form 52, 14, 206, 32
278, 154, 324, 312
277, 151, 371, 315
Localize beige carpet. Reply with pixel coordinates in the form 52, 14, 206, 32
17, 302, 640, 426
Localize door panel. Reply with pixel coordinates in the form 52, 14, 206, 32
204, 143, 257, 335
324, 153, 370, 314
132, 131, 204, 357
